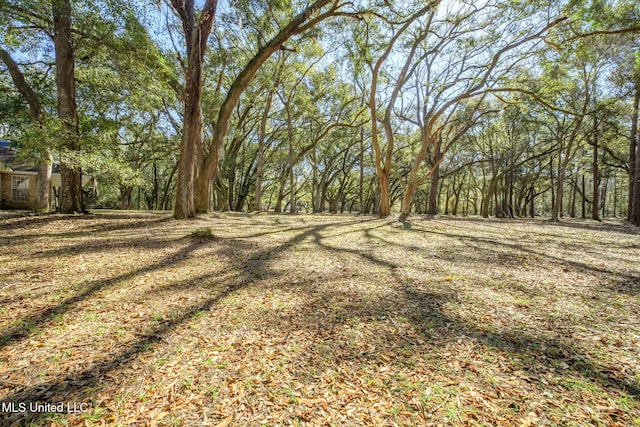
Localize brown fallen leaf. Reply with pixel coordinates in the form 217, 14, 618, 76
214, 415, 233, 427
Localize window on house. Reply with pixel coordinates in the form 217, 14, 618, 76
11, 176, 29, 202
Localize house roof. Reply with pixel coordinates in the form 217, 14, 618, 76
0, 145, 60, 173
0, 145, 15, 171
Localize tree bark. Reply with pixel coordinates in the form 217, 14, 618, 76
426, 165, 440, 216
171, 0, 218, 219
254, 91, 273, 211
374, 168, 391, 217
630, 84, 640, 225
581, 174, 587, 219
194, 0, 337, 214
52, 0, 83, 214
592, 115, 600, 221
359, 126, 364, 214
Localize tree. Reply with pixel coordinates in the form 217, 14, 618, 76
397, 2, 565, 220
363, 3, 435, 217
169, 0, 357, 217
52, 0, 83, 213
0, 47, 52, 211
1, 0, 158, 213
169, 0, 218, 219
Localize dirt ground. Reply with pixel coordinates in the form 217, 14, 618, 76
0, 211, 639, 426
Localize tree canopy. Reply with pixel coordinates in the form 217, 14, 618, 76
1, 0, 639, 223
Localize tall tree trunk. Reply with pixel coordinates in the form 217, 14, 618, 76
528, 185, 535, 218
171, 0, 218, 219
378, 173, 391, 217
613, 172, 618, 217
630, 84, 640, 225
254, 92, 272, 211
426, 141, 442, 215
601, 175, 608, 218
174, 98, 203, 217
581, 174, 587, 219
52, 0, 83, 214
426, 166, 440, 216
632, 133, 640, 225
311, 148, 319, 212
36, 153, 53, 210
592, 115, 600, 221
549, 158, 555, 218
551, 172, 565, 221
359, 127, 364, 214
194, 0, 337, 214
569, 179, 576, 218
289, 142, 296, 213
160, 161, 178, 210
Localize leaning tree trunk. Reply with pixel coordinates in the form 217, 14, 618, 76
0, 47, 52, 211
52, 0, 83, 214
194, 0, 336, 215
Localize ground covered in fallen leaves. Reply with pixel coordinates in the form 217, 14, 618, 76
0, 211, 639, 426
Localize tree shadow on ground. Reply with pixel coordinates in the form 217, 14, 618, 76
0, 237, 209, 350
401, 219, 640, 296
0, 213, 174, 242
0, 218, 364, 423
0, 214, 637, 424
423, 215, 640, 236
294, 223, 640, 398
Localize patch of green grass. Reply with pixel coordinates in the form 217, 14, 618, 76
9, 318, 37, 332
153, 355, 170, 368
560, 377, 600, 393
616, 394, 635, 409
82, 405, 107, 422
83, 312, 98, 321
363, 376, 384, 389
420, 384, 454, 406
191, 227, 213, 238
211, 345, 233, 353
387, 404, 402, 416
191, 310, 207, 321
159, 415, 182, 426
25, 413, 69, 426
53, 313, 67, 326
242, 378, 255, 392
206, 385, 220, 399
445, 404, 461, 422
139, 340, 156, 352
114, 390, 131, 408
280, 386, 301, 404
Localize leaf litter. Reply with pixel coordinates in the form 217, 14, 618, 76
0, 212, 638, 426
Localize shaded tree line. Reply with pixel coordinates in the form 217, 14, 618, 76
0, 0, 639, 224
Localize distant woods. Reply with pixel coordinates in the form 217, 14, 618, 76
1, 0, 639, 223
